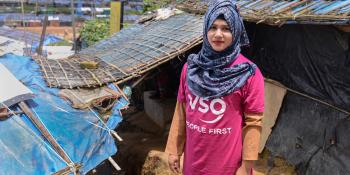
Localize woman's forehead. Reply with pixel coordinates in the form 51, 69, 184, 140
212, 19, 229, 26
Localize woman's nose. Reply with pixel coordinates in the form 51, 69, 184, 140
214, 30, 223, 38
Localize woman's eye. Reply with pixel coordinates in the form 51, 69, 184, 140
209, 26, 217, 30
222, 27, 231, 32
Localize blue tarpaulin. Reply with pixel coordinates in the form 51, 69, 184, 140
0, 26, 64, 47
0, 54, 128, 174
31, 35, 64, 48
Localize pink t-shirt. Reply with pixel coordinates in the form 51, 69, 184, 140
178, 54, 264, 175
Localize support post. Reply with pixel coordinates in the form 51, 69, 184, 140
71, 0, 77, 54
37, 2, 48, 55
110, 0, 124, 35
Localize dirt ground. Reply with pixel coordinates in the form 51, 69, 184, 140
16, 26, 80, 41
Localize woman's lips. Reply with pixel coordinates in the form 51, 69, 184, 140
213, 41, 224, 45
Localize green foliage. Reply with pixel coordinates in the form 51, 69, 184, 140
143, 0, 173, 12
47, 40, 71, 46
124, 10, 143, 15
123, 23, 131, 29
80, 19, 110, 46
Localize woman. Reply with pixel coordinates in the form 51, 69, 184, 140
165, 0, 264, 175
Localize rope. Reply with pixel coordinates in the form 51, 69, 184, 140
0, 102, 67, 165
31, 108, 76, 165
265, 79, 350, 116
1, 101, 80, 174
68, 163, 77, 175
69, 90, 123, 141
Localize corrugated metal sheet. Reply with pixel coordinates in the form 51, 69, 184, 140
238, 0, 350, 25
36, 14, 203, 89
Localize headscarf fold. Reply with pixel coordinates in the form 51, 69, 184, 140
186, 0, 256, 99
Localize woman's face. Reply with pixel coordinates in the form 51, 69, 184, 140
207, 19, 233, 52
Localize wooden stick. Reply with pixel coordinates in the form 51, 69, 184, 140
113, 83, 129, 103
0, 111, 23, 118
71, 0, 77, 54
18, 102, 75, 168
37, 2, 48, 55
110, 130, 123, 142
108, 157, 121, 171
131, 72, 150, 88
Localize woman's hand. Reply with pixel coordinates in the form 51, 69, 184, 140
235, 160, 253, 175
168, 154, 180, 173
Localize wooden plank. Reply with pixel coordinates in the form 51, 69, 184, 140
259, 80, 287, 153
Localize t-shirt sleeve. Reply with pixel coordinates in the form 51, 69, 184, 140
177, 63, 187, 102
242, 67, 264, 113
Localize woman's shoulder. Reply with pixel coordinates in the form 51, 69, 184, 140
232, 54, 254, 65
179, 63, 188, 80
231, 54, 263, 77
182, 63, 188, 73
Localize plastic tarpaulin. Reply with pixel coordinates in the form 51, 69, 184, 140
0, 114, 67, 175
0, 63, 34, 107
31, 35, 64, 49
0, 53, 128, 174
0, 26, 63, 46
266, 92, 350, 175
247, 23, 350, 111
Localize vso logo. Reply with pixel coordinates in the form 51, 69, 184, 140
188, 94, 226, 124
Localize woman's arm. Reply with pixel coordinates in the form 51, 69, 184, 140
236, 112, 263, 175
165, 101, 186, 173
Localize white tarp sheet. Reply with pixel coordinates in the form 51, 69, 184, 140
0, 63, 34, 108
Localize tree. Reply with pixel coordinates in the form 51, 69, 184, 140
79, 19, 110, 47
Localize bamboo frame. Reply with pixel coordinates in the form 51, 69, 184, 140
176, 0, 350, 26
35, 14, 203, 89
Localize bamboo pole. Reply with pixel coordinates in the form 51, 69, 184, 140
131, 72, 150, 88
0, 111, 23, 119
20, 0, 25, 27
18, 101, 76, 169
35, 0, 38, 15
20, 0, 29, 52
37, 1, 48, 55
108, 157, 121, 171
93, 0, 96, 19
71, 0, 77, 54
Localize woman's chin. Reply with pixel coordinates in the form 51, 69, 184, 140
212, 47, 226, 52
